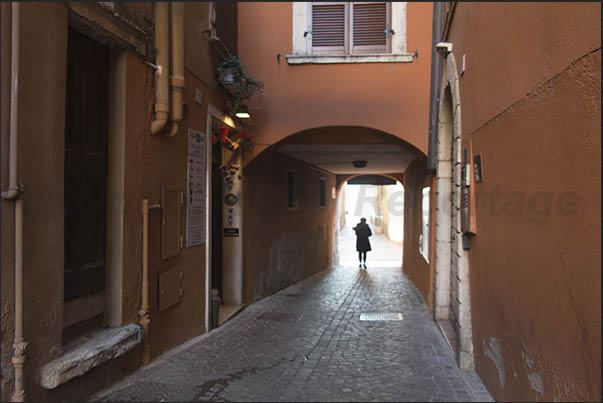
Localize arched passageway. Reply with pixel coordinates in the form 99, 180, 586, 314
242, 126, 429, 304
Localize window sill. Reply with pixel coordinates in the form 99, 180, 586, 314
286, 53, 415, 65
40, 324, 142, 389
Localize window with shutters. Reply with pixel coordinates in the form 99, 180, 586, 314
310, 2, 391, 55
289, 2, 412, 64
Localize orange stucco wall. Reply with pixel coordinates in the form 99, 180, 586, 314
401, 158, 433, 303
0, 3, 231, 401
447, 3, 601, 401
237, 2, 433, 161
244, 152, 337, 302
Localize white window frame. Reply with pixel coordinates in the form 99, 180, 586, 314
288, 2, 412, 64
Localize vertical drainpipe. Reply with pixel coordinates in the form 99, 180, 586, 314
1, 3, 26, 402
139, 199, 151, 365
426, 2, 446, 171
150, 2, 170, 135
168, 2, 184, 137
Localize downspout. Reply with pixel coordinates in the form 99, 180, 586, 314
150, 2, 169, 135
139, 199, 160, 365
1, 3, 26, 402
426, 2, 446, 171
168, 2, 184, 137
139, 200, 151, 365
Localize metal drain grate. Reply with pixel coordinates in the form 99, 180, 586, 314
359, 312, 403, 321
256, 312, 302, 322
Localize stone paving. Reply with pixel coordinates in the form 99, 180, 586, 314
91, 263, 493, 402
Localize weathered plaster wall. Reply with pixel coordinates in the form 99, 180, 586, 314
1, 3, 230, 401
244, 152, 336, 302
1, 3, 14, 400
0, 4, 68, 401
237, 2, 433, 161
447, 3, 601, 401
447, 3, 601, 138
401, 158, 434, 304
184, 2, 221, 91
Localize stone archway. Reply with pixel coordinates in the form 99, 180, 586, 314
434, 53, 475, 370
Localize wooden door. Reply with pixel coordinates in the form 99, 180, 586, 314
64, 28, 109, 301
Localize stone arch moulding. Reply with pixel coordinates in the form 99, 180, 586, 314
434, 53, 475, 370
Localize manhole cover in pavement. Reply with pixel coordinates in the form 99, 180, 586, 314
256, 312, 301, 322
359, 312, 403, 321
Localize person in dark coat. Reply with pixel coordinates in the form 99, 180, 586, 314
353, 218, 372, 269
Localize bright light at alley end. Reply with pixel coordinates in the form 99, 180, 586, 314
235, 112, 251, 119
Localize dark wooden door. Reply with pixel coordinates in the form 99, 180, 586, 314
64, 28, 109, 301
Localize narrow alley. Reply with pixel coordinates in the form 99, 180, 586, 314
1, 2, 600, 402
93, 265, 492, 402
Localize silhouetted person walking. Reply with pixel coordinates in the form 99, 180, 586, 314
353, 218, 372, 269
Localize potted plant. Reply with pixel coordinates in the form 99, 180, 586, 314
215, 56, 264, 117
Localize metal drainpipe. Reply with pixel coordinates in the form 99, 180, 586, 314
150, 2, 170, 135
168, 2, 184, 137
426, 2, 446, 171
139, 199, 160, 365
1, 3, 27, 402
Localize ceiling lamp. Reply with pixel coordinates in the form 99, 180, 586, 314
352, 160, 367, 168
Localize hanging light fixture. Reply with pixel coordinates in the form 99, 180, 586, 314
235, 104, 251, 119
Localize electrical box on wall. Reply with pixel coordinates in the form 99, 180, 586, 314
158, 267, 183, 312
460, 140, 478, 235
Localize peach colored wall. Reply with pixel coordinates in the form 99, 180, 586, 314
0, 3, 230, 401
244, 152, 337, 302
447, 3, 601, 401
1, 4, 14, 401
237, 2, 433, 161
0, 4, 68, 401
448, 3, 601, 138
401, 158, 433, 302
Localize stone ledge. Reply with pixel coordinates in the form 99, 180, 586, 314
286, 53, 414, 65
40, 324, 142, 389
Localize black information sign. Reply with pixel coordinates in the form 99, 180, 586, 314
224, 228, 240, 237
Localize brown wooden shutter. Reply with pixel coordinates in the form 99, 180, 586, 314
311, 3, 346, 54
351, 2, 390, 54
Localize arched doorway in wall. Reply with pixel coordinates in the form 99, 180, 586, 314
434, 53, 475, 370
335, 175, 404, 269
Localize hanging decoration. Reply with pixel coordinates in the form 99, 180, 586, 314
214, 125, 255, 186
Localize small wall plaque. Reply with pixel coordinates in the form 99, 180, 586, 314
224, 228, 239, 237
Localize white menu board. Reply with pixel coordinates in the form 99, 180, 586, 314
186, 128, 206, 247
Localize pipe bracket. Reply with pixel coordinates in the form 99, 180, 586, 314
1, 185, 23, 201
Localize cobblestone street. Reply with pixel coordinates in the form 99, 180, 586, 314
92, 264, 493, 402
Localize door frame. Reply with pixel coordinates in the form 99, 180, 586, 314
204, 104, 237, 331
434, 53, 475, 369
